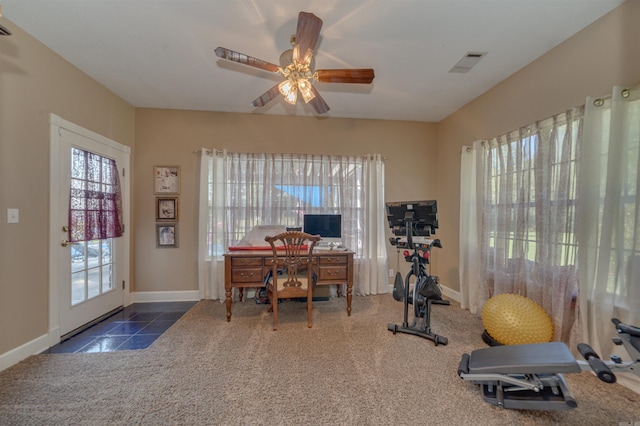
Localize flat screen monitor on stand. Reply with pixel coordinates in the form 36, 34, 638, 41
303, 214, 342, 248
386, 200, 438, 239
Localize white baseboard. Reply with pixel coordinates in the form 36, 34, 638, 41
129, 290, 200, 304
386, 284, 461, 304
441, 286, 461, 304
0, 333, 49, 372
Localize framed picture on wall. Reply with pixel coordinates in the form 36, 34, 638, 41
156, 197, 179, 221
154, 165, 180, 194
156, 223, 179, 248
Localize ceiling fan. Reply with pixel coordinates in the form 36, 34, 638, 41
215, 11, 374, 114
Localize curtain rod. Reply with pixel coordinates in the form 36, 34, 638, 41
193, 149, 386, 161
193, 148, 224, 156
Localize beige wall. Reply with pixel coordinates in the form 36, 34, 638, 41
435, 0, 640, 292
134, 109, 437, 292
0, 23, 135, 354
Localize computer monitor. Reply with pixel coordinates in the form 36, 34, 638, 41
303, 214, 342, 245
386, 200, 438, 237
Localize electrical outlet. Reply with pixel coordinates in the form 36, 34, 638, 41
388, 268, 395, 278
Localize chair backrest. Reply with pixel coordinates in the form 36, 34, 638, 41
265, 231, 321, 289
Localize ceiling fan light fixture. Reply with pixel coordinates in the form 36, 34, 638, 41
279, 80, 297, 104
298, 78, 315, 103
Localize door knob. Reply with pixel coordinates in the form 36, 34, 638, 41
61, 239, 79, 247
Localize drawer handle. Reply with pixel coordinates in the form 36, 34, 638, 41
239, 272, 256, 277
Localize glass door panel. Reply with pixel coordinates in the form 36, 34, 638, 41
70, 238, 116, 306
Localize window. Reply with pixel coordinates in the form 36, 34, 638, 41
207, 153, 372, 256
478, 109, 583, 343
484, 113, 581, 269
198, 149, 388, 298
69, 148, 123, 242
68, 148, 121, 305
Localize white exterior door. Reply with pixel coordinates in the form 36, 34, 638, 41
49, 115, 130, 340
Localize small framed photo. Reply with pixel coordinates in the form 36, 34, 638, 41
156, 197, 179, 221
154, 165, 180, 194
156, 223, 178, 248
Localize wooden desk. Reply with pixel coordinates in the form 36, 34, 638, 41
223, 249, 354, 322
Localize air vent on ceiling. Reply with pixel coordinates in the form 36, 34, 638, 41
449, 52, 487, 73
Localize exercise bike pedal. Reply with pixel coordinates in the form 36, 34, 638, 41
392, 272, 404, 301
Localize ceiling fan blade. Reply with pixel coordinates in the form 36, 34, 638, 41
294, 12, 323, 65
251, 83, 281, 108
315, 69, 375, 84
215, 47, 280, 73
308, 85, 330, 114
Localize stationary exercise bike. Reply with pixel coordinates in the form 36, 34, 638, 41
458, 318, 640, 410
386, 200, 450, 346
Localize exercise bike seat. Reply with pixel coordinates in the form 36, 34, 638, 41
468, 342, 581, 375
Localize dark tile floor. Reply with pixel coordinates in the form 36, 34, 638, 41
42, 301, 198, 354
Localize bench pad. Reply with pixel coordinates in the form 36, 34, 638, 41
468, 342, 580, 375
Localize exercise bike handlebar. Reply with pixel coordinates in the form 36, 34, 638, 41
388, 237, 442, 250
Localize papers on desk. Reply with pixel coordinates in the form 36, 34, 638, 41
313, 246, 348, 252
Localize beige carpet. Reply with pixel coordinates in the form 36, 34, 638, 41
1, 295, 639, 425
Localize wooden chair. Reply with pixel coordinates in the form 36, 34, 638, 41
264, 231, 321, 330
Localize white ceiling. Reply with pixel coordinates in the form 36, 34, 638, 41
1, 0, 625, 122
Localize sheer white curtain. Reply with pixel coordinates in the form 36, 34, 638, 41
359, 153, 388, 295
198, 150, 388, 299
198, 149, 227, 300
460, 109, 583, 343
577, 86, 640, 391
459, 141, 485, 314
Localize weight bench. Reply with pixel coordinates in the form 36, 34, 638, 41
458, 318, 640, 411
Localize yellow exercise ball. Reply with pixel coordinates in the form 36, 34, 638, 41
481, 293, 553, 345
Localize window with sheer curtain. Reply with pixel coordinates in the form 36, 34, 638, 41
485, 109, 583, 343
68, 148, 123, 242
461, 85, 640, 364
460, 108, 584, 344
577, 86, 640, 389
198, 150, 388, 300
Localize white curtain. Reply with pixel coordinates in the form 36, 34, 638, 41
198, 149, 227, 300
577, 86, 640, 391
360, 153, 388, 295
460, 109, 583, 343
198, 150, 388, 299
459, 141, 485, 314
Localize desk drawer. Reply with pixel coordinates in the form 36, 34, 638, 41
318, 266, 347, 281
264, 258, 285, 267
319, 256, 347, 265
231, 268, 263, 283
231, 257, 263, 267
